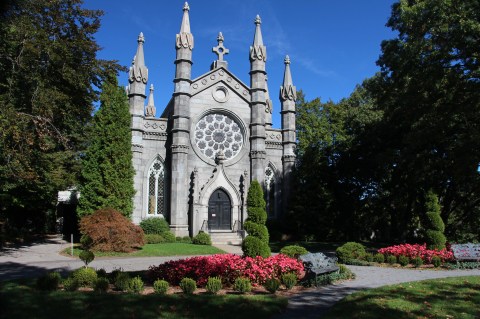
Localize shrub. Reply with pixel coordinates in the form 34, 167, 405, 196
431, 255, 442, 267
205, 276, 223, 294
139, 217, 170, 234
279, 245, 308, 259
94, 277, 110, 293
386, 255, 397, 264
242, 236, 271, 259
79, 250, 95, 267
365, 253, 374, 262
179, 277, 197, 295
234, 277, 251, 294
114, 272, 131, 291
72, 267, 98, 287
192, 231, 212, 245
177, 236, 192, 244
62, 277, 79, 291
336, 242, 367, 263
145, 234, 166, 244
412, 256, 423, 267
281, 273, 297, 290
37, 271, 61, 291
79, 208, 144, 252
425, 230, 447, 251
374, 253, 385, 263
264, 278, 281, 293
244, 221, 269, 242
338, 264, 348, 274
161, 231, 176, 243
96, 268, 107, 278
153, 279, 169, 294
80, 234, 93, 250
398, 255, 409, 266
378, 243, 454, 263
423, 190, 446, 250
127, 276, 144, 294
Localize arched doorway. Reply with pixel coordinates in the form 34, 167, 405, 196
208, 189, 232, 230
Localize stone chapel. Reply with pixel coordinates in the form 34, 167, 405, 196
127, 3, 297, 243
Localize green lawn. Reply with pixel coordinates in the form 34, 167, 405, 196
323, 276, 480, 319
64, 243, 225, 258
0, 281, 287, 319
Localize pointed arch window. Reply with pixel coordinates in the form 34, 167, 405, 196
265, 165, 276, 218
147, 156, 166, 216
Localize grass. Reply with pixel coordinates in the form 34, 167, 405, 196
0, 280, 287, 319
63, 243, 225, 258
323, 276, 480, 319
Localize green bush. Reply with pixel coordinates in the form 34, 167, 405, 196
365, 253, 374, 262
175, 236, 192, 243
338, 264, 348, 274
79, 250, 95, 267
386, 255, 397, 264
205, 276, 223, 295
36, 271, 61, 291
398, 255, 409, 266
96, 268, 107, 278
62, 277, 79, 291
336, 242, 367, 263
431, 255, 442, 267
72, 267, 98, 287
264, 278, 281, 294
425, 230, 447, 250
179, 277, 197, 295
374, 253, 385, 263
279, 245, 308, 258
244, 221, 269, 242
162, 231, 176, 243
424, 190, 446, 250
127, 276, 144, 294
139, 217, 170, 235
281, 273, 297, 290
94, 277, 110, 293
144, 234, 166, 244
153, 279, 169, 294
242, 235, 271, 258
192, 231, 212, 245
234, 277, 252, 294
412, 256, 423, 267
80, 234, 93, 250
114, 272, 131, 291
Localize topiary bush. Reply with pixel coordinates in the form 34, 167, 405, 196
79, 250, 95, 267
127, 276, 144, 294
412, 256, 423, 267
431, 255, 442, 267
94, 277, 110, 293
179, 277, 197, 295
374, 253, 385, 263
279, 245, 308, 259
281, 273, 297, 290
72, 267, 98, 287
386, 255, 397, 264
80, 234, 93, 250
205, 276, 223, 295
114, 272, 131, 291
62, 277, 79, 291
398, 255, 409, 266
192, 231, 212, 245
336, 242, 367, 263
145, 234, 166, 244
243, 221, 269, 242
79, 208, 144, 252
139, 217, 170, 234
264, 278, 281, 293
153, 279, 169, 294
96, 268, 107, 278
423, 190, 446, 250
242, 236, 270, 258
37, 271, 61, 291
234, 277, 252, 294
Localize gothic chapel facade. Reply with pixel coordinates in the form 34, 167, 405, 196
127, 3, 297, 242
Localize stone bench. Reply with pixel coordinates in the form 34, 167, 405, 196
451, 244, 480, 261
299, 252, 340, 285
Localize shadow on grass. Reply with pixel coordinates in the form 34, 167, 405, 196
0, 262, 72, 282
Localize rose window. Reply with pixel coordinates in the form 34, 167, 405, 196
194, 113, 243, 160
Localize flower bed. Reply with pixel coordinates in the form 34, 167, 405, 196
378, 243, 454, 263
147, 254, 304, 286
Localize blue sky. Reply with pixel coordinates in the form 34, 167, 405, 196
83, 0, 397, 127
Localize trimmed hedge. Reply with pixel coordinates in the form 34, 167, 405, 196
336, 242, 367, 263
242, 236, 270, 258
139, 217, 170, 234
192, 231, 212, 245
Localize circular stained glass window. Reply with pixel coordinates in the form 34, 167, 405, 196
194, 113, 243, 160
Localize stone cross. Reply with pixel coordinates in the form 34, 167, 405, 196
212, 32, 229, 61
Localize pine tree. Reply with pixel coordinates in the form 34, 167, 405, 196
242, 180, 271, 258
77, 76, 135, 218
423, 190, 446, 250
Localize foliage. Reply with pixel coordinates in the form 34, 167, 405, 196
36, 271, 61, 291
431, 256, 442, 268
72, 267, 97, 287
77, 76, 134, 218
386, 255, 397, 264
62, 277, 79, 292
0, 0, 123, 234
336, 242, 367, 263
412, 256, 423, 268
338, 264, 348, 274
80, 235, 93, 250
243, 180, 271, 257
423, 190, 446, 250
147, 254, 304, 286
126, 276, 144, 294
281, 273, 297, 290
364, 253, 374, 262
205, 277, 223, 295
378, 243, 454, 263
234, 278, 252, 294
153, 279, 169, 295
94, 277, 110, 293
176, 236, 192, 244
374, 253, 385, 263
96, 268, 107, 278
264, 278, 281, 294
79, 250, 94, 267
139, 217, 170, 234
398, 255, 409, 266
279, 245, 308, 259
79, 208, 144, 252
179, 278, 196, 295
144, 234, 167, 244
192, 231, 212, 245
114, 272, 131, 291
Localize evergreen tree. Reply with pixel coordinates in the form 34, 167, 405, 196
423, 190, 446, 250
77, 76, 135, 218
242, 180, 271, 258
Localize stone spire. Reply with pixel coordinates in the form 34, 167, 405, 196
265, 75, 273, 128
280, 55, 296, 101
211, 32, 229, 69
176, 2, 194, 50
145, 84, 156, 117
128, 32, 148, 85
250, 15, 266, 62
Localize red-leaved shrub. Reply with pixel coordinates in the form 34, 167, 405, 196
378, 243, 454, 263
79, 208, 144, 252
147, 254, 304, 286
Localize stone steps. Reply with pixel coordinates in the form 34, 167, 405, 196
210, 232, 243, 245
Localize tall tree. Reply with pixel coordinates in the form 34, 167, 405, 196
0, 0, 122, 232
77, 77, 135, 218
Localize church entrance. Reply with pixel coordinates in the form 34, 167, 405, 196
208, 189, 231, 230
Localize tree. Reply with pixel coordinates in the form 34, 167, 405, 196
423, 190, 446, 250
0, 0, 122, 233
77, 76, 135, 218
242, 180, 271, 258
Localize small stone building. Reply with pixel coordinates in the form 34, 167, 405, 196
127, 3, 297, 243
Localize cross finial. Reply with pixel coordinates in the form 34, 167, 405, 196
183, 2, 190, 11
138, 32, 145, 43
284, 55, 291, 65
255, 15, 261, 25
212, 32, 229, 61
